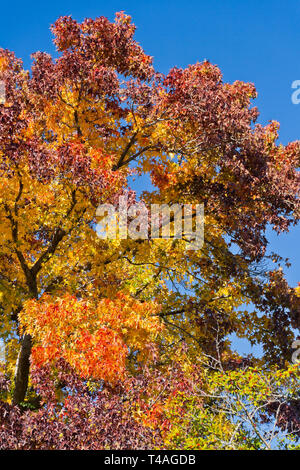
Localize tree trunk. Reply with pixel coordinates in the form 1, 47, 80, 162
12, 333, 32, 405
12, 270, 37, 406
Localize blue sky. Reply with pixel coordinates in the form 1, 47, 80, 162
0, 0, 299, 288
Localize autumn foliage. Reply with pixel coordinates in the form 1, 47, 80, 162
19, 293, 161, 381
0, 12, 299, 450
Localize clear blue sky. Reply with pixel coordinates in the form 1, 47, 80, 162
0, 0, 299, 287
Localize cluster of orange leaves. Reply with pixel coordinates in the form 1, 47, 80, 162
19, 293, 162, 383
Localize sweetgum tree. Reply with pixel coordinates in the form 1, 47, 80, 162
0, 13, 299, 449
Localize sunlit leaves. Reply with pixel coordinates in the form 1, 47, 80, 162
19, 293, 162, 381
0, 10, 299, 449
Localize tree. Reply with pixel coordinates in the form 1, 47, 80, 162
0, 12, 299, 449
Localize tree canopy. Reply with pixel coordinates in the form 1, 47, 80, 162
0, 12, 299, 450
